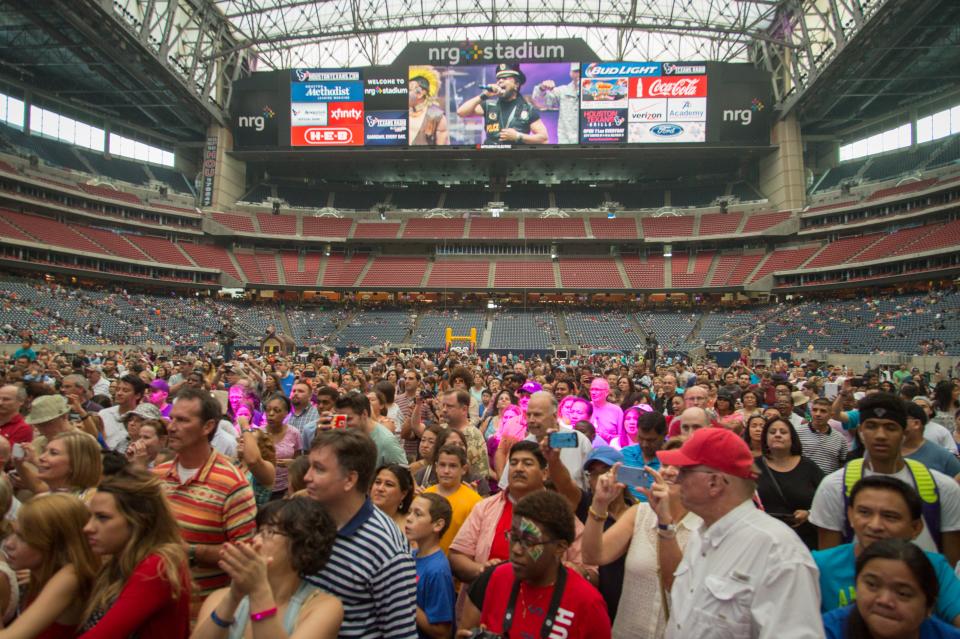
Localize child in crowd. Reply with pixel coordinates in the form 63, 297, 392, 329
424, 445, 483, 554
405, 493, 456, 639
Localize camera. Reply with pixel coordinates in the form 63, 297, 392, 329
468, 630, 502, 639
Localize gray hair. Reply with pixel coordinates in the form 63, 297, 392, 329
62, 374, 90, 392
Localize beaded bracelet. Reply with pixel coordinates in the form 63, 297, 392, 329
250, 606, 278, 622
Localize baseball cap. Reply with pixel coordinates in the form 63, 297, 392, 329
149, 379, 170, 393
121, 403, 163, 422
519, 381, 542, 395
657, 428, 758, 479
25, 395, 70, 425
583, 446, 623, 471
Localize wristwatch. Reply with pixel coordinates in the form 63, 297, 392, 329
657, 522, 677, 539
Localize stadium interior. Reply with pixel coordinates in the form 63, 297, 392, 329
0, 0, 959, 358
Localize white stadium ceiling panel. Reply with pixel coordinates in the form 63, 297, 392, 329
210, 0, 780, 68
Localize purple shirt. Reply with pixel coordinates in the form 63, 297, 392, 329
591, 401, 623, 445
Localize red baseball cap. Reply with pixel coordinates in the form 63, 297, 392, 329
657, 428, 758, 479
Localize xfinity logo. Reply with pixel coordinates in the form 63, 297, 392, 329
331, 108, 362, 120
427, 41, 565, 65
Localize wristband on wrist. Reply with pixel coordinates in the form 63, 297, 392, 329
250, 606, 278, 622
588, 506, 608, 522
210, 610, 233, 628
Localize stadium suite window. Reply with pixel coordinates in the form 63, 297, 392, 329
28, 104, 105, 152
916, 104, 960, 144
108, 132, 175, 167
0, 92, 24, 129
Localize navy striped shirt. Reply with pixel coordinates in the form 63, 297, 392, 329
306, 498, 417, 638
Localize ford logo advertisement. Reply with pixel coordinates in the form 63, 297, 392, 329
650, 124, 683, 137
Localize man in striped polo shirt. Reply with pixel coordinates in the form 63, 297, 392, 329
304, 428, 418, 638
156, 387, 257, 602
797, 398, 849, 476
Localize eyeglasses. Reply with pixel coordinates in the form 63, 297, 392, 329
257, 526, 288, 540
503, 530, 558, 552
676, 467, 719, 480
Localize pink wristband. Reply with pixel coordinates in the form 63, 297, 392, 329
250, 606, 277, 622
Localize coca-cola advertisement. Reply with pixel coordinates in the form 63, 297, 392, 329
635, 76, 708, 99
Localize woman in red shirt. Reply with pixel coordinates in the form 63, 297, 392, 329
77, 468, 191, 639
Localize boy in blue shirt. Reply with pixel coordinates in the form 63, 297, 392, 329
813, 474, 960, 627
406, 493, 456, 639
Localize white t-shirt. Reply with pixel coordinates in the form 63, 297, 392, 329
97, 405, 129, 452
925, 421, 957, 454
211, 419, 238, 459
810, 462, 960, 553
497, 426, 593, 491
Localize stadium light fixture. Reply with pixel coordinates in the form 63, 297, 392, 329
663, 244, 673, 257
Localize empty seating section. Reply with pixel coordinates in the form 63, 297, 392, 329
352, 222, 400, 239
256, 213, 296, 235
805, 201, 858, 213
443, 189, 488, 209
622, 255, 665, 289
233, 253, 264, 284
698, 310, 762, 347
287, 308, 345, 347
469, 217, 519, 239
390, 189, 439, 209
750, 246, 819, 281
641, 216, 694, 238
742, 211, 791, 233
413, 309, 486, 348
865, 178, 938, 202
0, 210, 102, 254
77, 183, 142, 205
894, 219, 960, 255
525, 218, 585, 239
180, 243, 243, 279
608, 186, 663, 209
360, 257, 427, 288
149, 166, 193, 194
709, 253, 743, 287
672, 251, 714, 288
852, 225, 934, 263
254, 253, 280, 285
14, 133, 89, 173
77, 227, 150, 261
726, 253, 765, 286
493, 261, 556, 288
332, 310, 414, 348
670, 185, 723, 208
243, 184, 272, 203
814, 160, 866, 192
322, 255, 367, 287
130, 235, 193, 266
212, 212, 255, 233
302, 217, 353, 238
426, 261, 490, 288
488, 310, 560, 349
806, 234, 884, 268
555, 189, 602, 209
636, 312, 700, 350
731, 183, 762, 202
502, 188, 549, 209
558, 259, 623, 288
281, 251, 321, 286
0, 160, 18, 174
76, 150, 149, 185
276, 185, 327, 207
589, 217, 638, 239
698, 212, 742, 236
0, 214, 34, 242
563, 311, 640, 351
403, 218, 465, 239
332, 190, 381, 210
863, 151, 922, 181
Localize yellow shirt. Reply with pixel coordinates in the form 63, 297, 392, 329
425, 482, 483, 553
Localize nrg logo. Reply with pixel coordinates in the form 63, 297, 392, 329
238, 105, 275, 132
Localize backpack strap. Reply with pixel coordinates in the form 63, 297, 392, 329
904, 458, 942, 549
841, 459, 865, 543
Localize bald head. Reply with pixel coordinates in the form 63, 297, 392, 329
679, 407, 711, 436
589, 378, 610, 406
684, 385, 708, 409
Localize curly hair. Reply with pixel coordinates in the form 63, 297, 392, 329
256, 497, 337, 578
513, 490, 575, 545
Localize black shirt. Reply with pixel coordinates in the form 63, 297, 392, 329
481, 95, 540, 145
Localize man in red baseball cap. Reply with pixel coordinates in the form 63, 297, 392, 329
657, 428, 824, 639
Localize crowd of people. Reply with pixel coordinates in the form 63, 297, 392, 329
0, 339, 959, 637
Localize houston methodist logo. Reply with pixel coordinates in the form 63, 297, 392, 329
427, 40, 565, 64
237, 105, 275, 132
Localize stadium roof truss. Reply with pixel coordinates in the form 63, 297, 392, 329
210, 0, 784, 68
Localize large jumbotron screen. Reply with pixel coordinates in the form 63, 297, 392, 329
231, 39, 772, 151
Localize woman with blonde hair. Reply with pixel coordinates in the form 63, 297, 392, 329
76, 467, 191, 638
15, 431, 103, 502
0, 493, 99, 638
